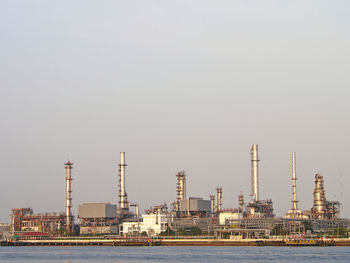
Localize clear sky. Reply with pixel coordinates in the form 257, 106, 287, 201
1, 0, 349, 223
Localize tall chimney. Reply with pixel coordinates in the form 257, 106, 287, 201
291, 152, 299, 212
65, 161, 73, 233
119, 152, 129, 209
216, 187, 222, 211
251, 144, 259, 201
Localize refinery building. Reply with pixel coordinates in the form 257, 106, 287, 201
8, 146, 349, 240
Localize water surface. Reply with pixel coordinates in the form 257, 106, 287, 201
0, 246, 349, 263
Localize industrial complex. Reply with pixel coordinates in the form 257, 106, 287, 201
3, 145, 349, 242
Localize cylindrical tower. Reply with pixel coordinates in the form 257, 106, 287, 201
209, 194, 215, 214
65, 161, 73, 233
216, 187, 222, 211
176, 171, 186, 210
119, 152, 129, 209
238, 193, 244, 213
251, 144, 259, 201
312, 173, 326, 219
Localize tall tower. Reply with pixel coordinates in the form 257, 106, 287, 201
119, 152, 129, 210
176, 171, 186, 210
291, 152, 299, 212
312, 173, 326, 219
251, 144, 259, 201
216, 187, 222, 211
65, 161, 73, 233
209, 194, 215, 214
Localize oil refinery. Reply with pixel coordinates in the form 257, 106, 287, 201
4, 146, 350, 243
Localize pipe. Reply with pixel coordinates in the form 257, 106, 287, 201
251, 144, 259, 201
65, 161, 73, 233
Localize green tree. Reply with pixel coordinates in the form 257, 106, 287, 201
271, 225, 288, 236
57, 227, 66, 237
159, 227, 175, 236
302, 221, 313, 233
189, 226, 202, 236
177, 228, 187, 236
330, 227, 349, 238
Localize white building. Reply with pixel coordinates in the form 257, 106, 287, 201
121, 214, 168, 236
219, 211, 243, 225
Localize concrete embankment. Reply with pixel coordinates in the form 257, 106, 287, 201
1, 238, 349, 247
331, 238, 350, 246
159, 239, 284, 246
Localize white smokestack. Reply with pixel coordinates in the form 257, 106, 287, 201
65, 161, 73, 233
251, 144, 259, 201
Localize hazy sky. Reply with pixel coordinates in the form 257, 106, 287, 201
1, 1, 349, 222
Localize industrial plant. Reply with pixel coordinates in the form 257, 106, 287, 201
5, 145, 349, 242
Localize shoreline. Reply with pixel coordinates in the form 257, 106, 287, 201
2, 238, 350, 247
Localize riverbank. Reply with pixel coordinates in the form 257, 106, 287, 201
2, 238, 350, 246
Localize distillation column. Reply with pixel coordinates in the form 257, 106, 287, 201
238, 193, 244, 213
176, 171, 186, 210
251, 144, 259, 201
119, 152, 129, 210
216, 187, 222, 211
209, 195, 215, 214
312, 173, 326, 219
65, 161, 73, 233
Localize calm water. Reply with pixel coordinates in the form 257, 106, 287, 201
0, 246, 349, 263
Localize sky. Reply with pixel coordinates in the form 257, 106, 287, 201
1, 0, 349, 223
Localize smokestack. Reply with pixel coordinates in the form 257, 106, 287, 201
176, 171, 186, 210
251, 144, 259, 201
209, 194, 215, 214
119, 152, 129, 209
216, 187, 222, 211
65, 161, 73, 233
291, 152, 299, 212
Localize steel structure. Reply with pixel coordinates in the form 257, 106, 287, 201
216, 187, 222, 211
285, 152, 305, 218
11, 208, 65, 236
311, 173, 340, 220
312, 173, 327, 219
65, 161, 73, 233
10, 208, 33, 234
176, 171, 186, 211
247, 199, 274, 218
